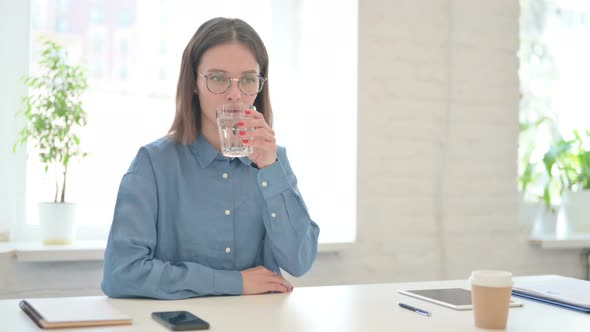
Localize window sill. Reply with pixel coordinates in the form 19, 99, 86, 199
529, 233, 590, 249
0, 241, 106, 262
0, 241, 353, 263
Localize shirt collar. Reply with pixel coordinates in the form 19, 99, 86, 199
238, 155, 254, 166
190, 135, 253, 168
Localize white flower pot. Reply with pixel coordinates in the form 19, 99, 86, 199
38, 202, 78, 245
519, 193, 540, 234
531, 206, 558, 236
560, 190, 590, 234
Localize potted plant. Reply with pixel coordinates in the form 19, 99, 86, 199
13, 38, 89, 244
518, 115, 560, 234
541, 130, 590, 234
518, 116, 554, 199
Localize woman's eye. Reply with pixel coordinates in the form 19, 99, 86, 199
210, 74, 227, 82
242, 75, 257, 84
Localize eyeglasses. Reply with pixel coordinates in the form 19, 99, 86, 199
196, 71, 266, 96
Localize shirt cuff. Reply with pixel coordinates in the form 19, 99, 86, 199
256, 160, 291, 199
213, 269, 243, 295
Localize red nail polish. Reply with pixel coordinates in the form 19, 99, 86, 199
242, 139, 249, 144
238, 122, 244, 127
239, 131, 246, 136
245, 110, 251, 115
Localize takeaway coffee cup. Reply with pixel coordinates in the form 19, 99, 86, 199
469, 270, 513, 329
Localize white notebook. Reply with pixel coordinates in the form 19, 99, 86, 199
513, 275, 590, 309
19, 296, 132, 329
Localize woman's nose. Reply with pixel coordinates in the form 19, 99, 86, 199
225, 80, 242, 101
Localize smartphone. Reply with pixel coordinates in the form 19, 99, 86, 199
151, 311, 210, 331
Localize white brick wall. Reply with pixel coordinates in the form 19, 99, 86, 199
0, 0, 586, 298
295, 0, 585, 286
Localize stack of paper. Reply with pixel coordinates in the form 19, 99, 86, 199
512, 275, 590, 313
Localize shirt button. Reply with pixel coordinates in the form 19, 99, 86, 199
225, 209, 231, 216
261, 181, 268, 187
222, 173, 228, 179
225, 247, 231, 254
271, 212, 277, 218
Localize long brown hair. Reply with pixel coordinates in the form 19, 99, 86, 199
168, 17, 272, 144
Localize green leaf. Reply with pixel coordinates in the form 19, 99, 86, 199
543, 184, 552, 209
543, 140, 572, 173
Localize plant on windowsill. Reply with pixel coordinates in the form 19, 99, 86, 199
518, 115, 560, 234
541, 130, 590, 234
13, 38, 89, 245
518, 116, 554, 201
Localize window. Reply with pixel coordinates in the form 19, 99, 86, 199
117, 9, 132, 27
90, 63, 103, 79
119, 38, 128, 54
118, 65, 128, 80
56, 0, 69, 11
14, 0, 357, 244
519, 0, 590, 202
91, 35, 103, 53
55, 17, 69, 32
90, 7, 105, 24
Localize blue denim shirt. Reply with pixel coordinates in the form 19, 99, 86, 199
101, 135, 319, 299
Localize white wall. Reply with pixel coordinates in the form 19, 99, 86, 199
0, 0, 28, 241
297, 0, 584, 286
0, 0, 586, 299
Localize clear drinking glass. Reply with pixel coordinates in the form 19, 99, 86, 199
216, 103, 254, 157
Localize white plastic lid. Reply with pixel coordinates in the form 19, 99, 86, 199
469, 270, 513, 287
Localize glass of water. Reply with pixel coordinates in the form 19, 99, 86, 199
216, 103, 255, 157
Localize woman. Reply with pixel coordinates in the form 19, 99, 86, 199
101, 17, 320, 299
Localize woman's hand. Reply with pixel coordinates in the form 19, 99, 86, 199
240, 108, 277, 169
240, 266, 293, 295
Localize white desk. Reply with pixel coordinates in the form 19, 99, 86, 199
2, 276, 589, 332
